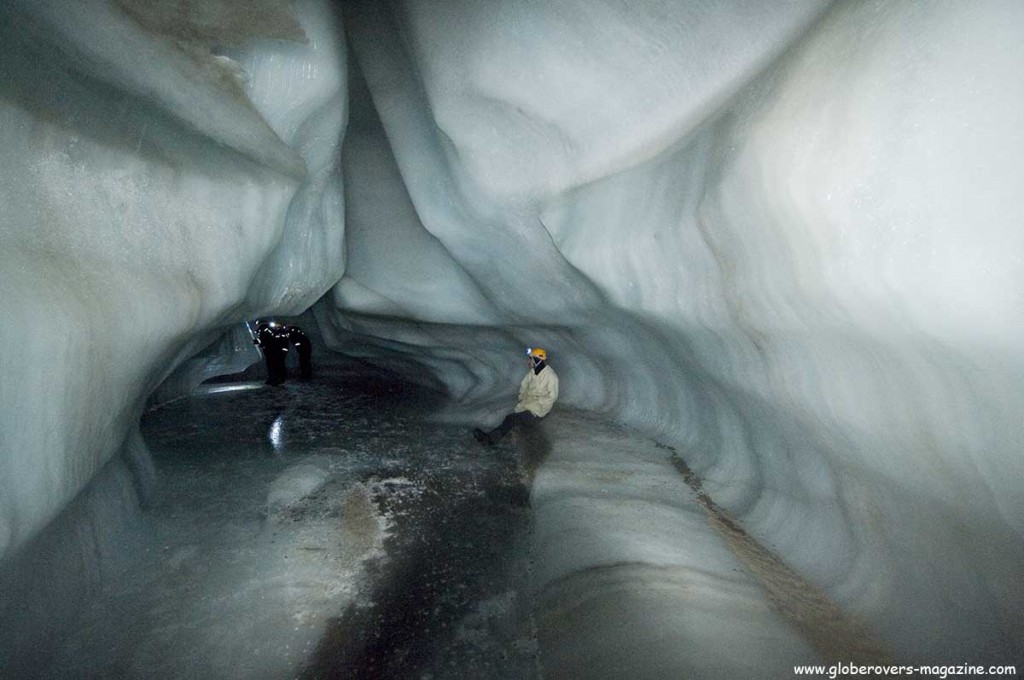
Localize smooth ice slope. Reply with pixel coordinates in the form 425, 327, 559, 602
0, 0, 347, 559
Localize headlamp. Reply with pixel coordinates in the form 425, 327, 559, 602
526, 347, 533, 356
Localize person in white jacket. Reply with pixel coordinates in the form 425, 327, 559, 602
473, 347, 559, 445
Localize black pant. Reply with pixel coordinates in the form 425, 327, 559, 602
264, 349, 288, 385
487, 411, 538, 443
296, 346, 312, 379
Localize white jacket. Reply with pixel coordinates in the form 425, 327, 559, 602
515, 364, 559, 417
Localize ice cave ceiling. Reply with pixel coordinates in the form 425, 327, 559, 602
1, 0, 1023, 667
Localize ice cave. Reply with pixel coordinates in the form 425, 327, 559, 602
1, 0, 1023, 678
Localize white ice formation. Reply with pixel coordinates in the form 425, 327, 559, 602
1, 0, 1023, 669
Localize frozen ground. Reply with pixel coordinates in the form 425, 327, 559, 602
44, 367, 538, 679
37, 365, 891, 679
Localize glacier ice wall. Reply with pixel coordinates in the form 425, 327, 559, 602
1, 0, 1023, 666
323, 0, 1024, 661
0, 0, 347, 559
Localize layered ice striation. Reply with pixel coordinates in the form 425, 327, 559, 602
2, 0, 1024, 669
325, 0, 1024, 663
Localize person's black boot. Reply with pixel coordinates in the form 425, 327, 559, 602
472, 428, 492, 445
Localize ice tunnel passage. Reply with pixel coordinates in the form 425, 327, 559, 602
2, 0, 1024, 677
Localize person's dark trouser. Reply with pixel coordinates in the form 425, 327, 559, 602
265, 350, 287, 385
297, 347, 312, 379
487, 411, 539, 442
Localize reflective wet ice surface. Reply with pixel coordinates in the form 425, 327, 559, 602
47, 367, 542, 680
42, 364, 877, 679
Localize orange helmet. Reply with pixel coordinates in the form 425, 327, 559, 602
527, 347, 548, 361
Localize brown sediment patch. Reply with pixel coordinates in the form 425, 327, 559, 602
113, 0, 308, 117
115, 0, 306, 48
340, 483, 384, 558
664, 446, 896, 664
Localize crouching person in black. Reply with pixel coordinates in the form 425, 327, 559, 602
254, 321, 290, 386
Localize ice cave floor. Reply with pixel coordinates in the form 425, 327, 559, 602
41, 366, 886, 679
